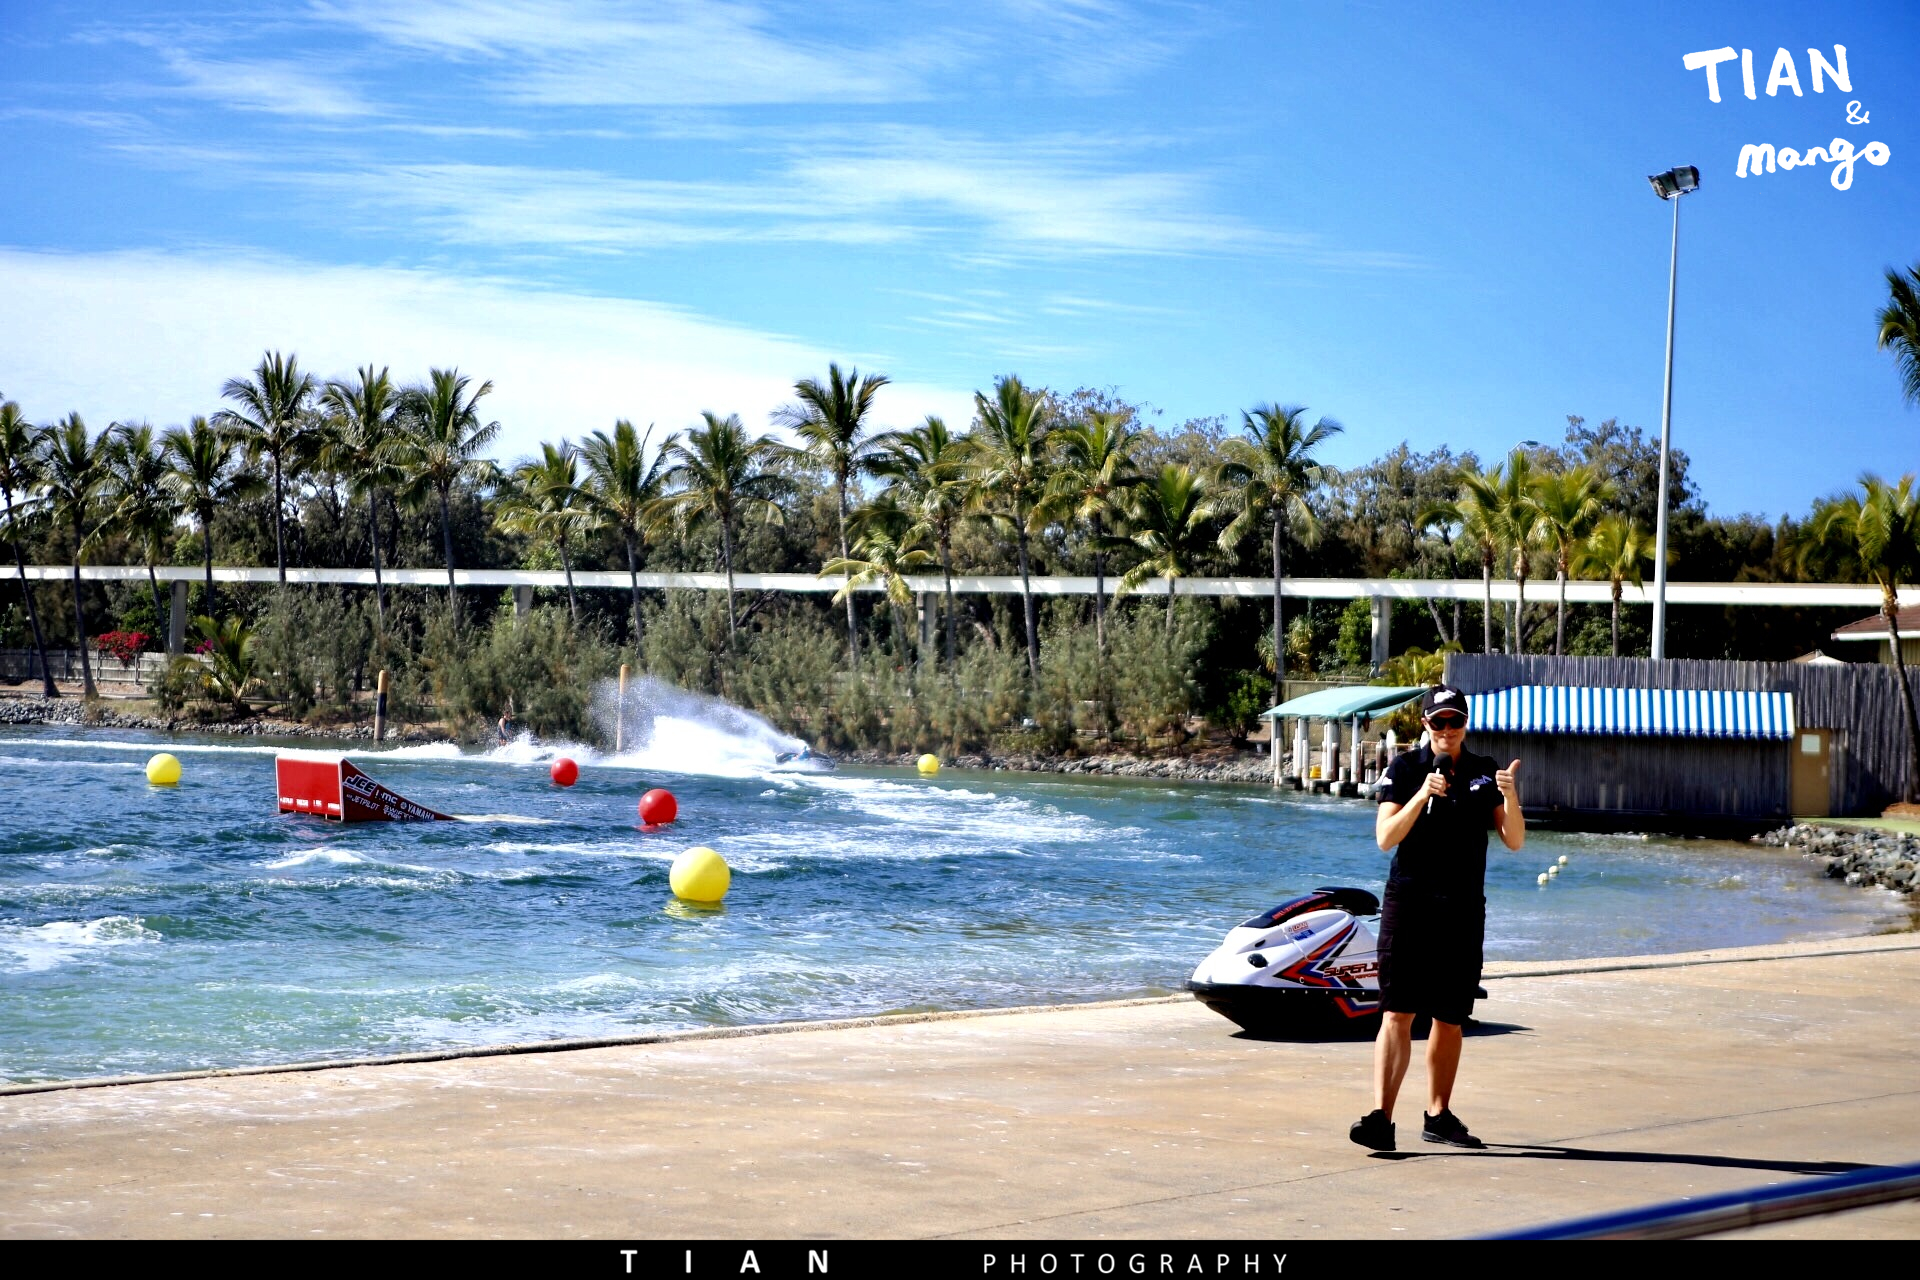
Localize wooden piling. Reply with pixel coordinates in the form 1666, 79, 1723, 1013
373, 670, 389, 743
616, 663, 630, 753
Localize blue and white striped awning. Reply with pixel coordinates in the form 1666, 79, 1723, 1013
1466, 686, 1796, 740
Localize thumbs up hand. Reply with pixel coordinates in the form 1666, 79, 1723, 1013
1496, 759, 1521, 801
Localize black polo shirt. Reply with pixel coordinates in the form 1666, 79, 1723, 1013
1377, 743, 1505, 898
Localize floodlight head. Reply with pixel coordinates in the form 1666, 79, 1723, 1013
1647, 166, 1700, 199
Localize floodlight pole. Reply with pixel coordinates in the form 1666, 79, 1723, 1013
1648, 171, 1692, 660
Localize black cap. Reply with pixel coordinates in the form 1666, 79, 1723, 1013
1421, 684, 1469, 719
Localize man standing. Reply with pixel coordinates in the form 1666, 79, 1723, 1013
1350, 683, 1523, 1152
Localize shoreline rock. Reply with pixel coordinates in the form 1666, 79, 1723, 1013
0, 696, 435, 742
1751, 823, 1919, 897
837, 747, 1285, 786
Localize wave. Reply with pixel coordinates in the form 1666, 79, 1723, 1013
0, 915, 160, 973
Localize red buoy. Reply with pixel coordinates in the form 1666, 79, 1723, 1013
550, 758, 579, 787
639, 788, 678, 825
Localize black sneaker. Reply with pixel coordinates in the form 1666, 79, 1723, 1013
1421, 1108, 1485, 1148
1349, 1109, 1395, 1151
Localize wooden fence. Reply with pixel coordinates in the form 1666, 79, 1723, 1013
1446, 654, 1919, 819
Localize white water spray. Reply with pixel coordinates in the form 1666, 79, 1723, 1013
591, 675, 810, 778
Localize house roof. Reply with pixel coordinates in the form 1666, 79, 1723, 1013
1261, 686, 1427, 720
1467, 686, 1796, 741
1831, 606, 1920, 642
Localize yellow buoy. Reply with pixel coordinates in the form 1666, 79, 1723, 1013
146, 753, 182, 787
917, 753, 940, 776
670, 846, 731, 903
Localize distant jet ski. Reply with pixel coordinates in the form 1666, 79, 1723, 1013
773, 745, 835, 770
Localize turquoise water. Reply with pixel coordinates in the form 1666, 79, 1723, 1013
0, 720, 1906, 1084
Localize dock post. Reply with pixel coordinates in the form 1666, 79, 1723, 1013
616, 663, 630, 753
373, 670, 388, 743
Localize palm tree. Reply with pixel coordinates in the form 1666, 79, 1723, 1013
215, 351, 314, 583
1576, 514, 1654, 656
394, 368, 501, 617
318, 366, 401, 629
161, 416, 261, 620
776, 363, 890, 665
101, 422, 182, 635
1115, 463, 1216, 633
659, 412, 792, 646
1422, 458, 1510, 655
1529, 463, 1615, 655
968, 375, 1054, 680
820, 526, 939, 662
1800, 475, 1920, 802
869, 416, 973, 668
1492, 449, 1545, 652
35, 413, 108, 698
1877, 262, 1920, 408
579, 419, 673, 650
495, 441, 589, 624
1214, 404, 1342, 705
1041, 409, 1146, 655
0, 399, 57, 696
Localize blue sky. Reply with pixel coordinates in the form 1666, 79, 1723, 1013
1, 0, 1914, 521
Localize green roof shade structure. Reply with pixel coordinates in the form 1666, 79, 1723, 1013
1259, 686, 1427, 721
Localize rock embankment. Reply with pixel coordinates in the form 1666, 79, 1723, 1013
0, 696, 423, 741
1752, 823, 1919, 895
842, 748, 1283, 785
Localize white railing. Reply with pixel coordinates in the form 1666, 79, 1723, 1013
1, 563, 1907, 607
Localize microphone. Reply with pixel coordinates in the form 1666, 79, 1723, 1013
1426, 755, 1454, 815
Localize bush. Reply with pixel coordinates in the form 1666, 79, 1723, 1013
426, 604, 620, 743
253, 588, 372, 720
152, 655, 211, 715
1212, 669, 1269, 745
1107, 602, 1209, 745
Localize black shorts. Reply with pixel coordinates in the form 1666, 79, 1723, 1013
1377, 882, 1485, 1026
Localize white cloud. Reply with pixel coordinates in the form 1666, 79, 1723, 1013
0, 248, 976, 461
283, 129, 1355, 261
156, 49, 376, 119
307, 0, 934, 106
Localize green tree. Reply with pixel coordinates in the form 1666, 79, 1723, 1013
969, 375, 1054, 680
1529, 463, 1614, 655
1422, 459, 1509, 656
659, 412, 792, 646
395, 368, 501, 618
579, 419, 673, 650
870, 415, 973, 669
0, 400, 57, 695
1115, 463, 1215, 633
776, 363, 890, 665
35, 413, 109, 697
215, 350, 314, 583
821, 526, 938, 662
192, 614, 256, 707
1800, 475, 1920, 801
1576, 513, 1655, 657
161, 415, 262, 621
318, 366, 402, 629
1214, 404, 1341, 704
100, 422, 182, 636
1041, 409, 1145, 654
1877, 262, 1920, 408
495, 441, 589, 624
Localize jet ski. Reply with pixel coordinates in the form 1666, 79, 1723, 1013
1188, 886, 1485, 1037
1188, 886, 1384, 1036
773, 745, 835, 770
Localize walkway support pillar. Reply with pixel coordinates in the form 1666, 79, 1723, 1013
513, 585, 533, 619
169, 580, 188, 656
1370, 595, 1392, 669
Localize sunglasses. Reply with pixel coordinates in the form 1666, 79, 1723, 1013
1426, 714, 1468, 730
